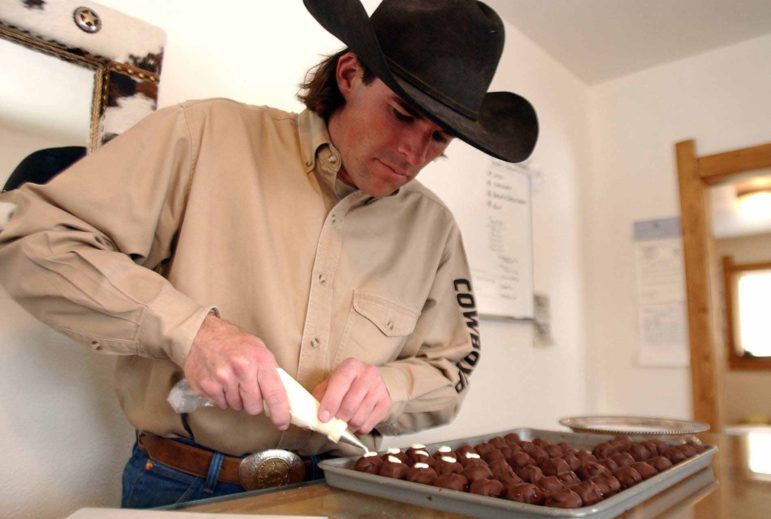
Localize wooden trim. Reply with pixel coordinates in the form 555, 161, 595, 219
676, 140, 720, 429
699, 142, 771, 185
721, 255, 771, 371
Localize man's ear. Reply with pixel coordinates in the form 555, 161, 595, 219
336, 51, 361, 99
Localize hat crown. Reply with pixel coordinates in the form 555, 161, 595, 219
371, 0, 504, 119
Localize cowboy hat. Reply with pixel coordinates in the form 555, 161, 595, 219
303, 0, 538, 163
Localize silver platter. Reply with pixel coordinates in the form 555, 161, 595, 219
559, 415, 709, 437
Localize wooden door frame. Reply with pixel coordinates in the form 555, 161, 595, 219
675, 139, 771, 431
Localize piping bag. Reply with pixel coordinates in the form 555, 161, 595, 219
167, 368, 369, 453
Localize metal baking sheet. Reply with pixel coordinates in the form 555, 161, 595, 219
319, 427, 717, 519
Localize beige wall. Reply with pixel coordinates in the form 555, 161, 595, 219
584, 32, 771, 421
715, 232, 771, 424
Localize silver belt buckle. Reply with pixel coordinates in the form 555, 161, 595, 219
238, 449, 306, 490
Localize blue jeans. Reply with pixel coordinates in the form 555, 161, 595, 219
121, 436, 327, 509
121, 440, 245, 508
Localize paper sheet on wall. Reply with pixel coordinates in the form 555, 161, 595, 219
633, 218, 689, 367
419, 145, 534, 319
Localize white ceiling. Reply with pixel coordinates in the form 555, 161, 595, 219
486, 0, 771, 84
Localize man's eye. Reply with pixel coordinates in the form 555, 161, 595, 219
432, 131, 449, 144
392, 107, 414, 122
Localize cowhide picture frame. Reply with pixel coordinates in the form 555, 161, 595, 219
0, 0, 166, 148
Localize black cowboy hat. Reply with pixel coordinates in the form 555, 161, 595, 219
303, 0, 538, 163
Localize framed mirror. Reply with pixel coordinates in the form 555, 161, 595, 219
0, 0, 165, 190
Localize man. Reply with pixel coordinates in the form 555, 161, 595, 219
0, 0, 537, 508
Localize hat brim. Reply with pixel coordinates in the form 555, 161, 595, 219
304, 0, 538, 163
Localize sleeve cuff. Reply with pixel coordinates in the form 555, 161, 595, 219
137, 282, 219, 367
376, 365, 410, 432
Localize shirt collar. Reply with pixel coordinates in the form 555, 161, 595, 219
297, 109, 344, 195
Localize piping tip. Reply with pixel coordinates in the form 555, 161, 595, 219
339, 428, 369, 453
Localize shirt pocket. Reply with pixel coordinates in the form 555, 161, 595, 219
335, 290, 420, 367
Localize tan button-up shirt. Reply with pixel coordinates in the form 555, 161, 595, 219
0, 99, 480, 456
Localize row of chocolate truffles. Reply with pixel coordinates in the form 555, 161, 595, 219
352, 434, 705, 509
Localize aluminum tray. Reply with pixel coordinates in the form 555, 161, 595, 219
319, 427, 717, 519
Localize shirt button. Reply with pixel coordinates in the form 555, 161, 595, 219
311, 337, 320, 348
386, 320, 394, 331
318, 274, 327, 286
91, 340, 102, 351
305, 159, 313, 167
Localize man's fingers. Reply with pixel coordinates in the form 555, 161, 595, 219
318, 367, 356, 422
258, 367, 290, 430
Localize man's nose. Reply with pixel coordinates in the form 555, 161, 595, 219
398, 126, 432, 166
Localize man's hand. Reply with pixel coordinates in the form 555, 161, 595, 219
184, 313, 290, 430
311, 358, 392, 434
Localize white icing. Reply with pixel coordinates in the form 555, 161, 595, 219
411, 443, 426, 449
387, 455, 402, 464
363, 451, 377, 457
414, 462, 429, 469
414, 450, 430, 457
441, 455, 458, 463
387, 447, 401, 455
437, 446, 452, 453
464, 452, 481, 459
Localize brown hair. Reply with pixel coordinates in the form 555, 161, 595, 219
297, 49, 375, 121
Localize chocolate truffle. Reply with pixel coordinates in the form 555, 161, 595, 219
663, 446, 688, 464
640, 440, 661, 457
530, 446, 550, 465
610, 452, 635, 468
353, 452, 383, 474
542, 457, 571, 477
458, 451, 486, 467
680, 443, 699, 458
576, 450, 598, 463
577, 461, 610, 480
489, 436, 508, 449
558, 442, 577, 455
517, 464, 544, 483
504, 482, 545, 505
469, 478, 505, 497
648, 455, 674, 472
628, 443, 652, 462
546, 444, 564, 458
630, 461, 657, 480
378, 455, 409, 479
591, 474, 621, 497
609, 435, 633, 451
538, 475, 566, 493
558, 471, 581, 486
462, 464, 494, 482
504, 432, 521, 444
545, 489, 583, 508
563, 452, 582, 471
406, 462, 438, 485
405, 444, 431, 463
434, 472, 468, 491
435, 455, 464, 475
614, 466, 643, 489
384, 448, 408, 464
602, 458, 620, 473
569, 480, 603, 506
489, 459, 518, 482
592, 442, 615, 460
481, 449, 506, 464
519, 441, 537, 454
432, 445, 455, 460
455, 444, 477, 457
507, 451, 535, 469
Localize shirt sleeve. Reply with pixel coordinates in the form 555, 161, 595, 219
0, 103, 214, 367
375, 221, 480, 435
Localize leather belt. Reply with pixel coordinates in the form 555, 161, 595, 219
137, 432, 307, 490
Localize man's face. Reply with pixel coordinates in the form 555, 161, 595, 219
328, 54, 453, 198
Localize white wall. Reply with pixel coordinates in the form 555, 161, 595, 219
0, 1, 589, 517
584, 34, 771, 418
